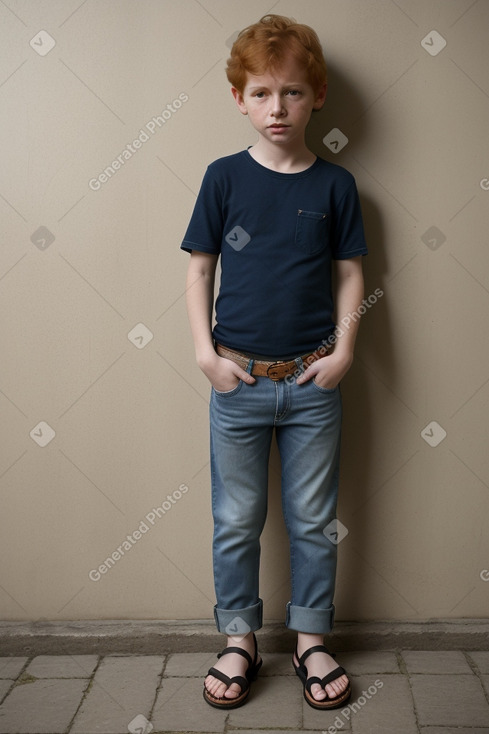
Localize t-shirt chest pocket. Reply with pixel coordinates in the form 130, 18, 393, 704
295, 209, 329, 255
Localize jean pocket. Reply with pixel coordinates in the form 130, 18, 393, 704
311, 378, 338, 394
212, 380, 243, 397
295, 209, 329, 255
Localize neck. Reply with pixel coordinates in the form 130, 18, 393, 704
248, 138, 316, 173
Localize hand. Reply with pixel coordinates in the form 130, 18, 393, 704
295, 352, 353, 390
199, 353, 256, 392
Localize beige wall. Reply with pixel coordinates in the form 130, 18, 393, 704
1, 0, 488, 624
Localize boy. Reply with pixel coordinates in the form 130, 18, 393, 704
181, 14, 367, 710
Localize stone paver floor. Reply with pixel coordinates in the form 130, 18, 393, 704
0, 650, 488, 733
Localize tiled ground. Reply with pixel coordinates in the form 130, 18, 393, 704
0, 650, 488, 733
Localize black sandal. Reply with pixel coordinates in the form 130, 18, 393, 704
293, 644, 352, 710
203, 633, 262, 709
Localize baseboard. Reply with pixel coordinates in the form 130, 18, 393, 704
1, 619, 488, 656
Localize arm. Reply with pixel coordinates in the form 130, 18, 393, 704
185, 250, 255, 391
296, 256, 364, 388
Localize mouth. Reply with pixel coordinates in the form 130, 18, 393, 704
268, 124, 289, 130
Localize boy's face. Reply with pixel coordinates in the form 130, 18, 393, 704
231, 53, 326, 147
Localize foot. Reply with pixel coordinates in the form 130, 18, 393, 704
294, 633, 349, 703
204, 632, 260, 700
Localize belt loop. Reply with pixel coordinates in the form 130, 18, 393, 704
294, 356, 304, 374
246, 358, 254, 374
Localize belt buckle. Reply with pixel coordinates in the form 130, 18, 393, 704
267, 362, 285, 381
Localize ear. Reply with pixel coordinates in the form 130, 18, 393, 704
231, 87, 248, 115
312, 82, 327, 110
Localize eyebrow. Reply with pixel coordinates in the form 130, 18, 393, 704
247, 83, 305, 91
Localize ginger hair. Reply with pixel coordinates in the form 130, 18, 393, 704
226, 14, 327, 94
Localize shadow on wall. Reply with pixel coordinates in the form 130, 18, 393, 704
260, 60, 394, 623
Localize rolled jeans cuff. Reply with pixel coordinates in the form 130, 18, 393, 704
286, 602, 335, 634
214, 599, 263, 635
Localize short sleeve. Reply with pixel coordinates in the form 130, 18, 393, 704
330, 180, 368, 260
180, 167, 223, 254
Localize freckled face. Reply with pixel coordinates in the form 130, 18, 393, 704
231, 54, 326, 146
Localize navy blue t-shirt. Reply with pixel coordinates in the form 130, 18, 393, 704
181, 150, 367, 358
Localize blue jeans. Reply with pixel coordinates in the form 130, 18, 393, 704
210, 356, 342, 635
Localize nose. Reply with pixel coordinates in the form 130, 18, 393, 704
270, 93, 285, 117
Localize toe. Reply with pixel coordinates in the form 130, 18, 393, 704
224, 682, 241, 699
325, 673, 349, 700
310, 682, 327, 701
205, 675, 225, 699
205, 674, 241, 700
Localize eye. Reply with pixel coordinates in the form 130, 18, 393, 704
286, 89, 302, 96
254, 91, 266, 98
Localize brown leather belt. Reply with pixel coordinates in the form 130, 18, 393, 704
216, 343, 330, 381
